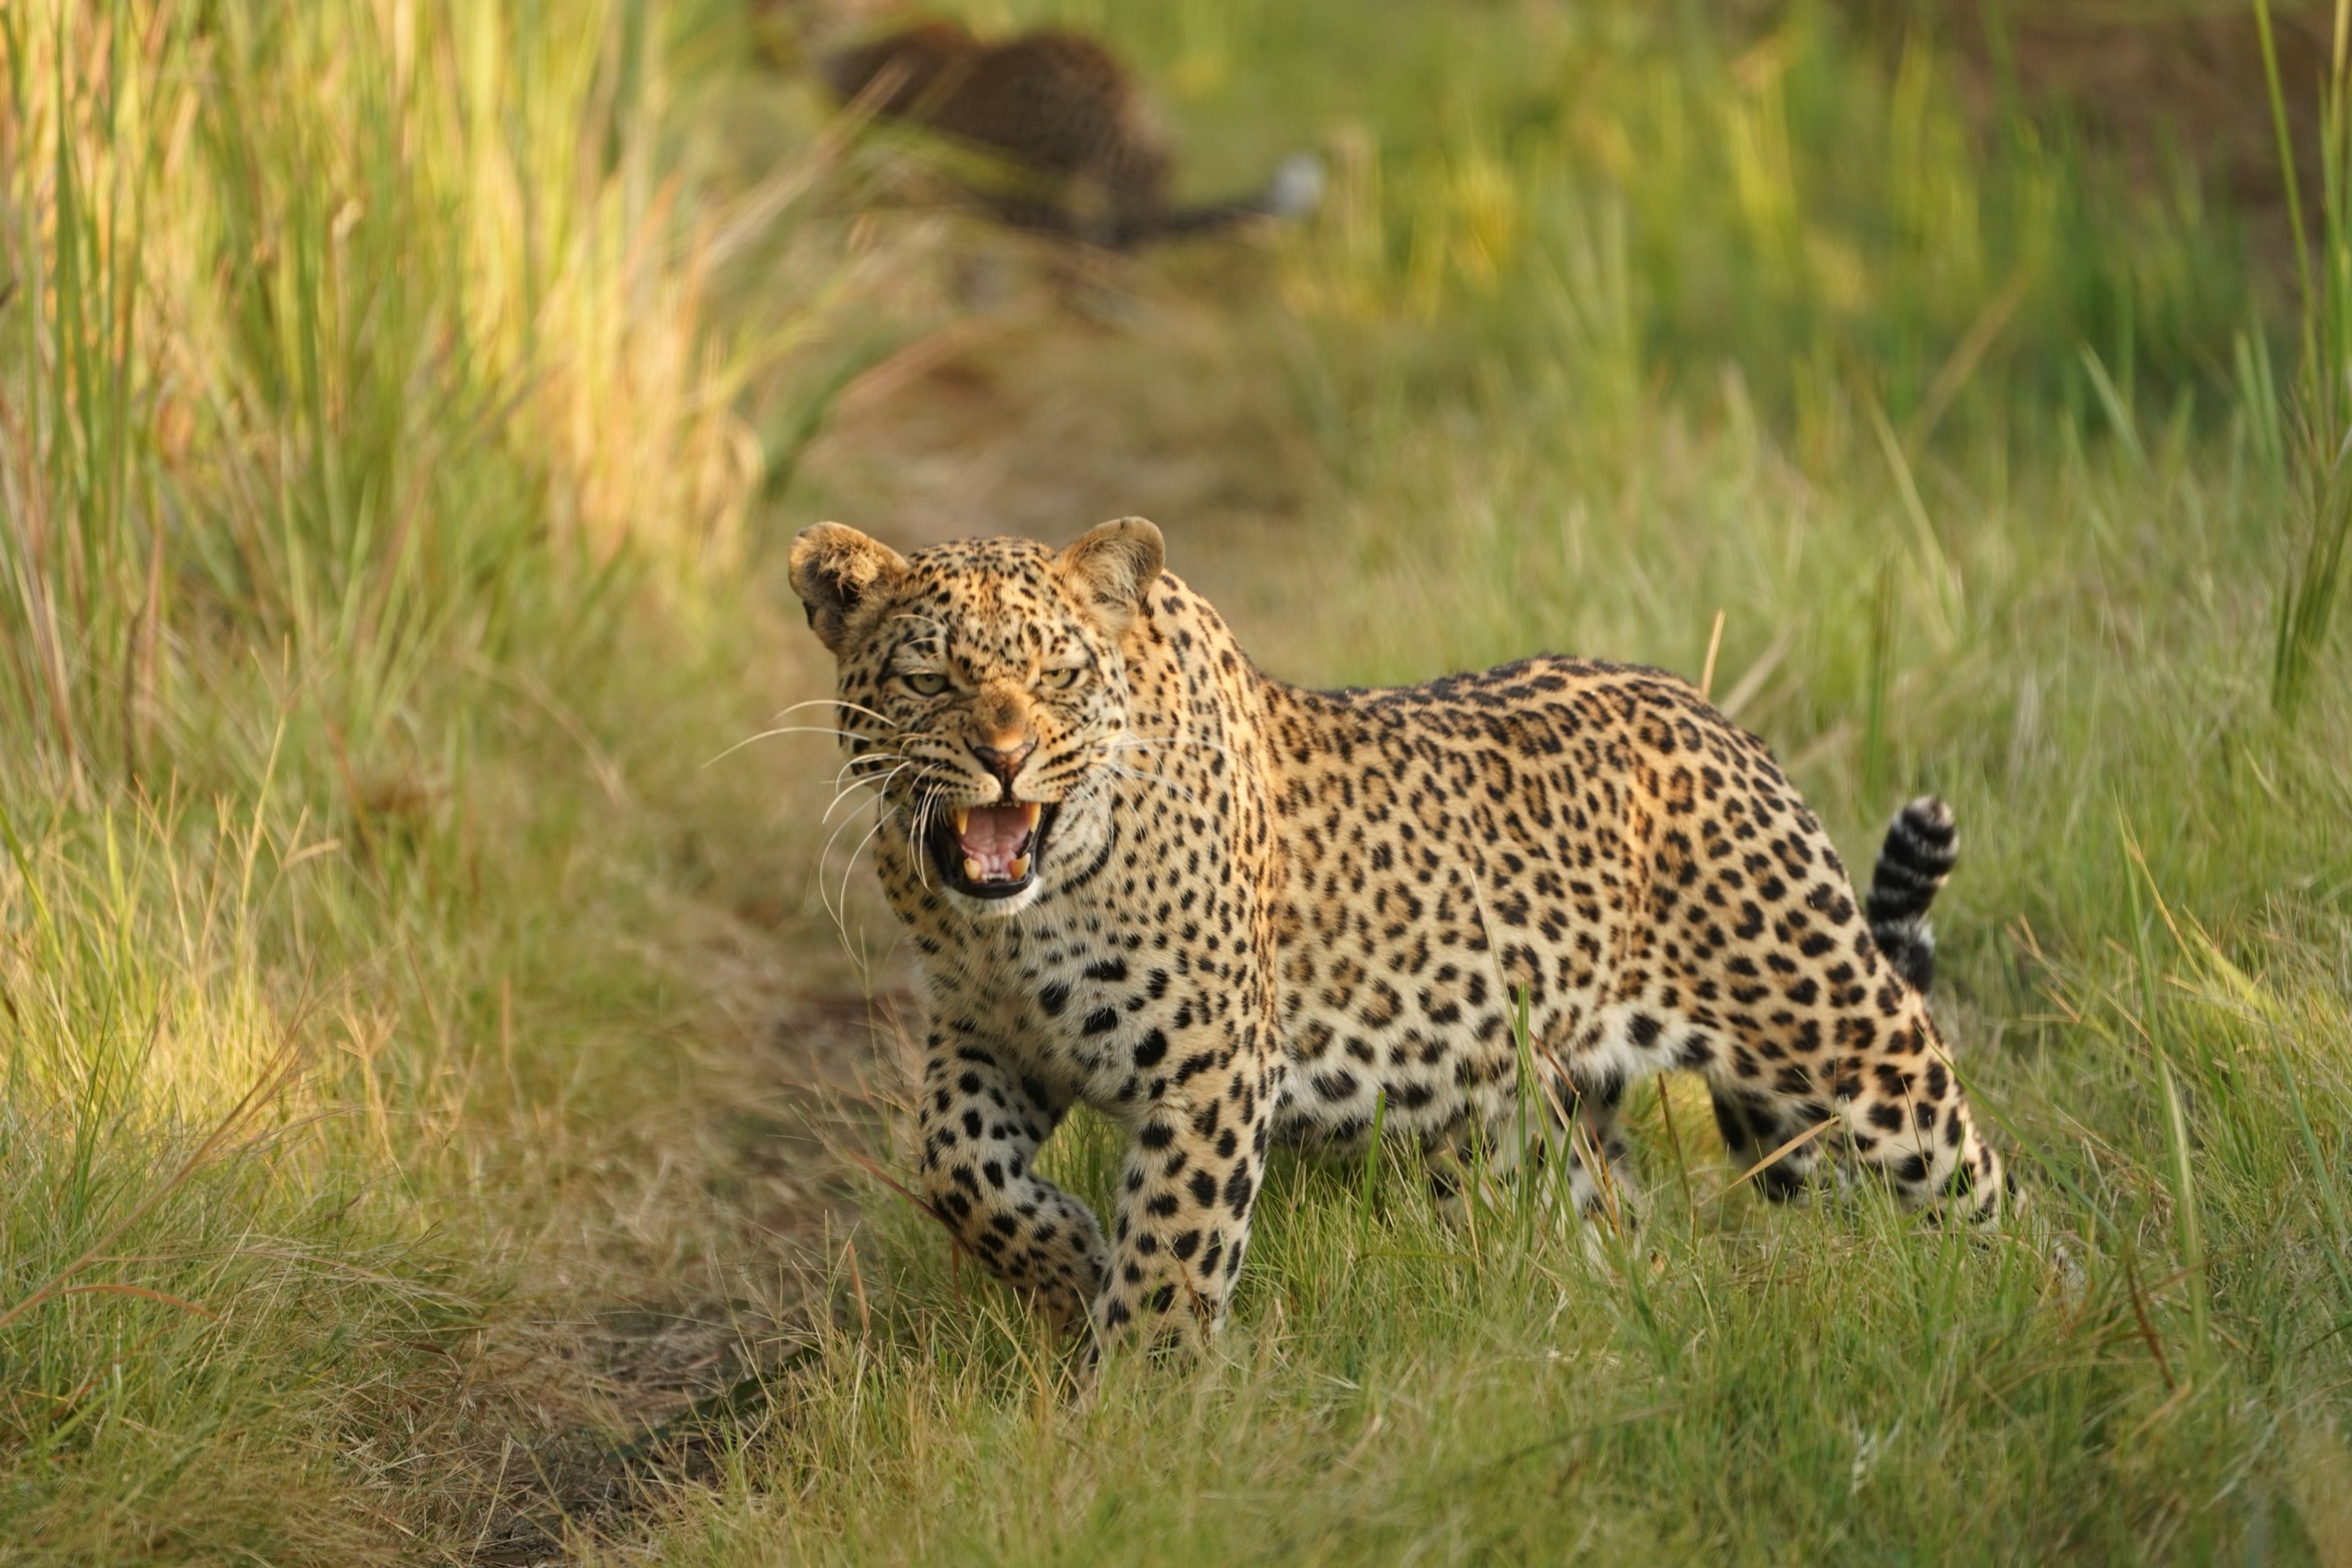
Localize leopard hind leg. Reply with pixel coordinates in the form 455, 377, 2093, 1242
1433, 1046, 1646, 1234
1708, 1082, 1834, 1203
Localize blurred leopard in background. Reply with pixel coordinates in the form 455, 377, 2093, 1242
807, 18, 1321, 248
790, 516, 2007, 1351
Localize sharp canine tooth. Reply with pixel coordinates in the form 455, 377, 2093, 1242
962, 856, 982, 882
953, 808, 970, 835
1022, 802, 1041, 830
1010, 855, 1030, 878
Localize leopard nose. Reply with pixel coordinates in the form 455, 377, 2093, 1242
968, 739, 1036, 793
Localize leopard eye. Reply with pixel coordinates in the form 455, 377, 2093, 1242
1040, 665, 1086, 692
901, 670, 950, 697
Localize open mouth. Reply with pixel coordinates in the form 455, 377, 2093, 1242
927, 800, 1059, 899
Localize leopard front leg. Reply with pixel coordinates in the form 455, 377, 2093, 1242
1093, 1044, 1281, 1351
916, 1031, 1106, 1330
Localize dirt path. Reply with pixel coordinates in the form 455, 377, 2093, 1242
794, 238, 1328, 598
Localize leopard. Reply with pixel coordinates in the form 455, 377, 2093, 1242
788, 516, 2008, 1352
813, 20, 1321, 249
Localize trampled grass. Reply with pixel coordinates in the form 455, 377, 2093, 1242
4, 0, 2350, 1563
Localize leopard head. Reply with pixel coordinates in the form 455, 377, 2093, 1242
788, 518, 1164, 917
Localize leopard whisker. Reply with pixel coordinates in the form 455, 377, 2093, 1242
825, 764, 913, 825
814, 796, 888, 947
829, 746, 916, 781
910, 784, 940, 891
831, 747, 906, 780
831, 809, 895, 936
704, 724, 874, 768
771, 696, 902, 728
819, 762, 903, 821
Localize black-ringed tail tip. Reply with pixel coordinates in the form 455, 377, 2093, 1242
931, 799, 1058, 898
1866, 795, 1960, 995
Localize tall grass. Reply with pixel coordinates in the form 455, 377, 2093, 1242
2, 0, 2348, 1561
2258, 0, 2352, 721
0, 1, 845, 1558
0, 790, 490, 1559
1050, 0, 2257, 445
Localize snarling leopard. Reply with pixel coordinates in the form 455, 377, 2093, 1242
789, 518, 2008, 1350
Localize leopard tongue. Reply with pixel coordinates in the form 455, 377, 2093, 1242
953, 802, 1040, 883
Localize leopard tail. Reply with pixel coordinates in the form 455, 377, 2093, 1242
1866, 795, 1958, 995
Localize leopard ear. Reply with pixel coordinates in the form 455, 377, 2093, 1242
1059, 518, 1164, 636
790, 522, 908, 655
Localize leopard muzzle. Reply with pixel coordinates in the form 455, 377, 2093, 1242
928, 799, 1061, 899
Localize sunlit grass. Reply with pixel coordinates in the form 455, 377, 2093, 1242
3, 0, 2349, 1561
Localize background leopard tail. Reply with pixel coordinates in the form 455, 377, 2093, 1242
1139, 152, 1325, 243
1866, 796, 1958, 994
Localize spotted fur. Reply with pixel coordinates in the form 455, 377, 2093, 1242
790, 519, 2010, 1351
